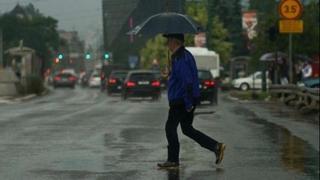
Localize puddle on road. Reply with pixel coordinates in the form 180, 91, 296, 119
233, 107, 319, 178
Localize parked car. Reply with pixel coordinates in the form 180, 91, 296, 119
122, 70, 161, 100
198, 69, 218, 105
107, 70, 128, 95
231, 71, 271, 91
88, 72, 101, 88
53, 73, 77, 89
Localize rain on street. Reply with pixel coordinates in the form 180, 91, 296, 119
0, 88, 318, 180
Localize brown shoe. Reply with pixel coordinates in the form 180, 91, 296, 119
157, 161, 179, 169
215, 143, 226, 164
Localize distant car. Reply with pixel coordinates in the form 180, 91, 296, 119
53, 73, 77, 89
122, 70, 161, 100
231, 71, 271, 91
88, 72, 101, 88
198, 69, 218, 104
107, 70, 128, 95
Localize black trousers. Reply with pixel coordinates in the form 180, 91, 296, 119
165, 106, 218, 163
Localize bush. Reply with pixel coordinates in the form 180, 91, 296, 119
25, 75, 45, 95
230, 90, 270, 101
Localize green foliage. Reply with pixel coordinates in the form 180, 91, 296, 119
0, 4, 60, 68
17, 75, 45, 95
207, 0, 247, 56
184, 1, 208, 46
186, 0, 233, 63
26, 75, 45, 95
230, 90, 270, 101
208, 16, 233, 64
140, 35, 168, 69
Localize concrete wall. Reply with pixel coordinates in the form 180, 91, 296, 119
0, 69, 19, 96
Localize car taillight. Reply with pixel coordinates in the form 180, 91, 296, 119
151, 80, 161, 87
69, 76, 77, 81
204, 80, 215, 87
126, 81, 136, 87
54, 76, 61, 81
108, 78, 116, 84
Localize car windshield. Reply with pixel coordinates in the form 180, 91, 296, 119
112, 72, 128, 79
129, 73, 155, 81
198, 71, 212, 80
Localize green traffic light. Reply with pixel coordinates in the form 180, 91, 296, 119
85, 53, 91, 60
104, 53, 110, 59
58, 53, 63, 60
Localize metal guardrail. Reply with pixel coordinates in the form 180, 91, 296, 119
269, 85, 320, 113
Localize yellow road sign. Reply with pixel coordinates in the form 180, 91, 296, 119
279, 20, 303, 33
279, 0, 303, 19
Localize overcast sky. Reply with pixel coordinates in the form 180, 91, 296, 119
0, 0, 103, 40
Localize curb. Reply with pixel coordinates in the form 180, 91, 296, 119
14, 94, 37, 102
0, 88, 50, 104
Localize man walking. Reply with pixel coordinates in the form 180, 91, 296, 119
158, 34, 226, 168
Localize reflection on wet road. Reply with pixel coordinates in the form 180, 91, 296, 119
0, 88, 318, 180
233, 105, 319, 178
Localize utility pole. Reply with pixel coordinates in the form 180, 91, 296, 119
0, 28, 3, 68
288, 33, 293, 83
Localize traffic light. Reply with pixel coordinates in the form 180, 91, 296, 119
104, 52, 110, 60
58, 53, 64, 60
85, 52, 91, 60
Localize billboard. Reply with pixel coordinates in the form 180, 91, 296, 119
242, 11, 258, 40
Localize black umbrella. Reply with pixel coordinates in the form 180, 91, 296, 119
127, 12, 204, 36
260, 52, 287, 62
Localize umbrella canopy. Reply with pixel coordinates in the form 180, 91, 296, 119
127, 12, 204, 36
260, 52, 287, 62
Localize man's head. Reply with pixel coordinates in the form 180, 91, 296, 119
163, 34, 184, 52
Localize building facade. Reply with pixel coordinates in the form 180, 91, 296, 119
58, 30, 85, 72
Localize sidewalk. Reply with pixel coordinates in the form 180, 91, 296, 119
227, 94, 319, 151
0, 88, 50, 104
0, 94, 37, 104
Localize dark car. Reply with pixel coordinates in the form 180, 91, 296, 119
107, 70, 128, 95
100, 64, 128, 91
198, 69, 218, 105
53, 73, 77, 89
122, 70, 161, 100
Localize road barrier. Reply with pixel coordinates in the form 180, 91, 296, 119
270, 85, 319, 113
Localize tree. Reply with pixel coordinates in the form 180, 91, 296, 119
249, 0, 319, 70
0, 4, 60, 70
207, 0, 247, 56
208, 16, 233, 64
184, 0, 208, 46
140, 35, 168, 69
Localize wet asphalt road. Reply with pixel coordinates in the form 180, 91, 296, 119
0, 87, 319, 180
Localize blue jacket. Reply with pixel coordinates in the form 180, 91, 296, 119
167, 46, 200, 109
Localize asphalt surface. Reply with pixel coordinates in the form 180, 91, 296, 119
0, 87, 319, 180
